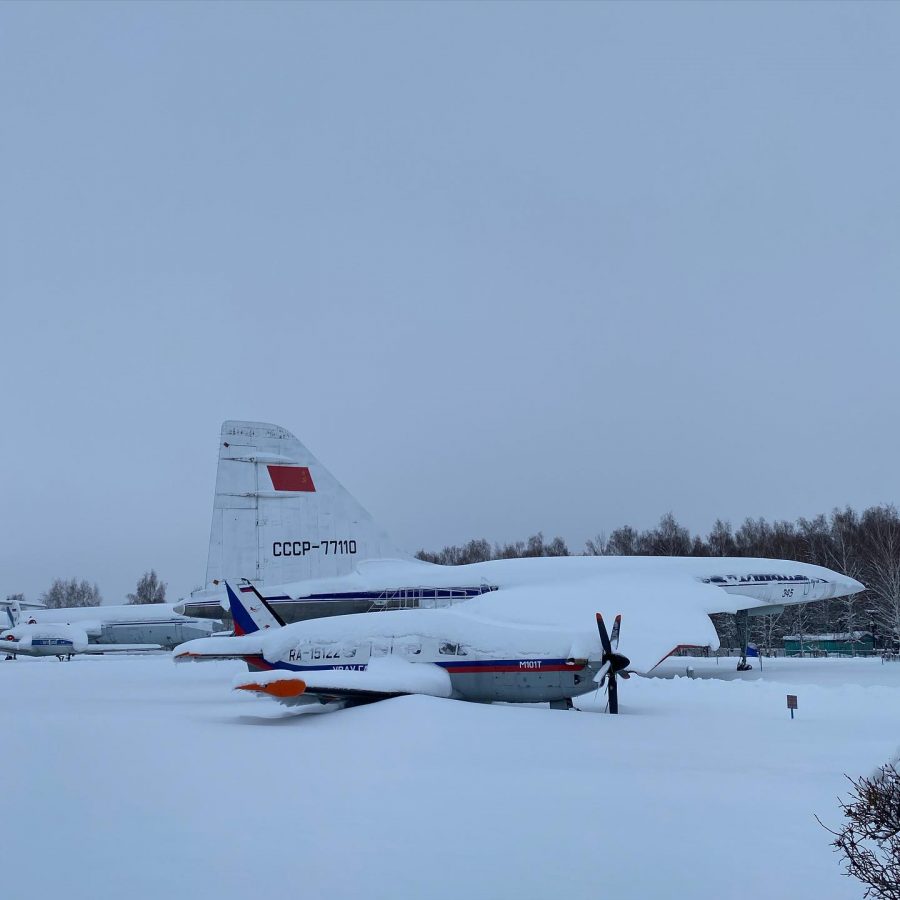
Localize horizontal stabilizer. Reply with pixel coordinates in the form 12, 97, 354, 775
173, 632, 265, 662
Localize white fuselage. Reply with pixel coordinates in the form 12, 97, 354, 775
1, 622, 89, 657
188, 606, 604, 705
13, 604, 217, 649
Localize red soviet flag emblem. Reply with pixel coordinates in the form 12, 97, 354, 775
267, 465, 316, 492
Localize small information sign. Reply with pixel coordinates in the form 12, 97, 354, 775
787, 694, 798, 719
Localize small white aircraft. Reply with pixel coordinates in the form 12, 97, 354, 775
1, 598, 160, 659
0, 597, 218, 656
176, 421, 865, 676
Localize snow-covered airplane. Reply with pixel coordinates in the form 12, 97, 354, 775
1, 597, 161, 659
176, 581, 633, 711
0, 595, 216, 658
175, 422, 863, 702
172, 421, 865, 701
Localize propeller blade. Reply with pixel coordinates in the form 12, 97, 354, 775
608, 672, 619, 714
595, 613, 612, 656
596, 613, 627, 713
610, 614, 621, 650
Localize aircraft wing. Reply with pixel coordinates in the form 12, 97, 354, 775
79, 644, 162, 654
233, 658, 452, 707
461, 569, 849, 674
173, 633, 266, 662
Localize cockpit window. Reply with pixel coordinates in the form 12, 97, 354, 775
439, 641, 459, 655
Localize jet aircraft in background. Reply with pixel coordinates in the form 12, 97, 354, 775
2, 598, 161, 659
177, 421, 865, 670
0, 595, 217, 658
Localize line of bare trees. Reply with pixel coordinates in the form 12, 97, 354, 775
417, 505, 900, 650
6, 570, 168, 610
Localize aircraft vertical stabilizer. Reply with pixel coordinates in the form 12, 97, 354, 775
3, 596, 21, 629
226, 582, 285, 635
205, 421, 404, 588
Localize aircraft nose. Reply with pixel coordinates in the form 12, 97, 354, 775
847, 577, 866, 595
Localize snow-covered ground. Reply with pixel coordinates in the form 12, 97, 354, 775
2, 655, 898, 899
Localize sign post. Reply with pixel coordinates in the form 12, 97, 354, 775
787, 694, 798, 719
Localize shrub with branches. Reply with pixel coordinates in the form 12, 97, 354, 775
820, 763, 900, 899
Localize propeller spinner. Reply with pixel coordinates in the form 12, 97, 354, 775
595, 613, 630, 714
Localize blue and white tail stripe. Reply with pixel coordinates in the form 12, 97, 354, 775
225, 582, 286, 635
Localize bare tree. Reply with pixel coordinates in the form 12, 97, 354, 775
788, 603, 814, 656
605, 525, 641, 556
824, 508, 868, 643
752, 609, 785, 655
537, 534, 569, 557
41, 578, 102, 608
127, 570, 167, 605
641, 513, 692, 556
418, 534, 567, 564
820, 762, 900, 899
493, 539, 526, 559
706, 519, 736, 557
861, 506, 900, 648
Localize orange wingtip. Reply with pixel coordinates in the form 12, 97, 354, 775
237, 678, 307, 698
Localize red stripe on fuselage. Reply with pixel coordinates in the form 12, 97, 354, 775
442, 663, 585, 675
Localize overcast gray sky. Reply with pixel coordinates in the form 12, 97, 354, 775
2, 2, 899, 604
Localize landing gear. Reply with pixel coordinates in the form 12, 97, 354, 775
549, 699, 575, 711
736, 610, 752, 671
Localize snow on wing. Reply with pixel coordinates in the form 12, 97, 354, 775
173, 632, 266, 661
460, 573, 742, 673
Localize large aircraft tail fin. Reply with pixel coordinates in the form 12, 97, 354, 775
225, 582, 285, 636
205, 421, 404, 589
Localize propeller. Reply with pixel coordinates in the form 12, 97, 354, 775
594, 613, 630, 714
